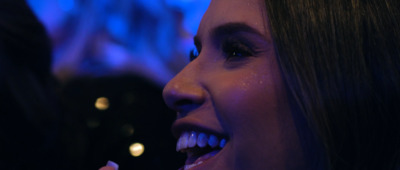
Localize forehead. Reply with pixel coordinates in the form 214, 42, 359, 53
197, 0, 270, 40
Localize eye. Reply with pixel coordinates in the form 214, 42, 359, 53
189, 48, 200, 61
222, 40, 254, 60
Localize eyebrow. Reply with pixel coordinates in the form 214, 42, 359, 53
193, 22, 265, 46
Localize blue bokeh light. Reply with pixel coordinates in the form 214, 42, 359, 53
26, 0, 211, 85
57, 0, 75, 12
106, 14, 129, 42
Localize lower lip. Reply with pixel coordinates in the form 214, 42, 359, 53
181, 143, 228, 170
184, 150, 219, 169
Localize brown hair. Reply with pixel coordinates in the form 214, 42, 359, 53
265, 0, 400, 169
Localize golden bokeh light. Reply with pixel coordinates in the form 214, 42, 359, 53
121, 124, 134, 136
129, 143, 145, 157
95, 97, 109, 110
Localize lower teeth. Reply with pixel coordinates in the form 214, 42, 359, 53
184, 150, 220, 170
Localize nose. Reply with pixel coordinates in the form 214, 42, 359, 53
162, 63, 205, 114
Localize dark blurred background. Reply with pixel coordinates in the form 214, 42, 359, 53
59, 75, 182, 169
1, 0, 210, 169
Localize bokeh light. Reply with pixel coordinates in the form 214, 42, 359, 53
24, 1, 210, 169
26, 0, 211, 85
87, 119, 100, 128
121, 124, 135, 137
129, 143, 145, 157
57, 0, 75, 12
95, 97, 109, 110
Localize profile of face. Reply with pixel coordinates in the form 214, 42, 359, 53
163, 0, 305, 169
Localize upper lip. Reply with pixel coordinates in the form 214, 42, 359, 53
171, 119, 228, 140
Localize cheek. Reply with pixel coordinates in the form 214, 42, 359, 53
210, 71, 303, 168
211, 69, 286, 135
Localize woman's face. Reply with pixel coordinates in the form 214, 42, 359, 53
163, 0, 304, 169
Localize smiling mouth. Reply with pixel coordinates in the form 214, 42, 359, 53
176, 131, 228, 170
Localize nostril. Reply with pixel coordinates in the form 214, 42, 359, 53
174, 98, 203, 114
175, 99, 194, 106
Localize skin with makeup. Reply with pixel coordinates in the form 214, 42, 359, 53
162, 0, 304, 169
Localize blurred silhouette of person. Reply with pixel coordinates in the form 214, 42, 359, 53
0, 0, 65, 169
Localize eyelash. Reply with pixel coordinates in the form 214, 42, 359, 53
222, 40, 254, 59
188, 39, 255, 61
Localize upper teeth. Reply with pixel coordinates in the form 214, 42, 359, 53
176, 131, 227, 152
